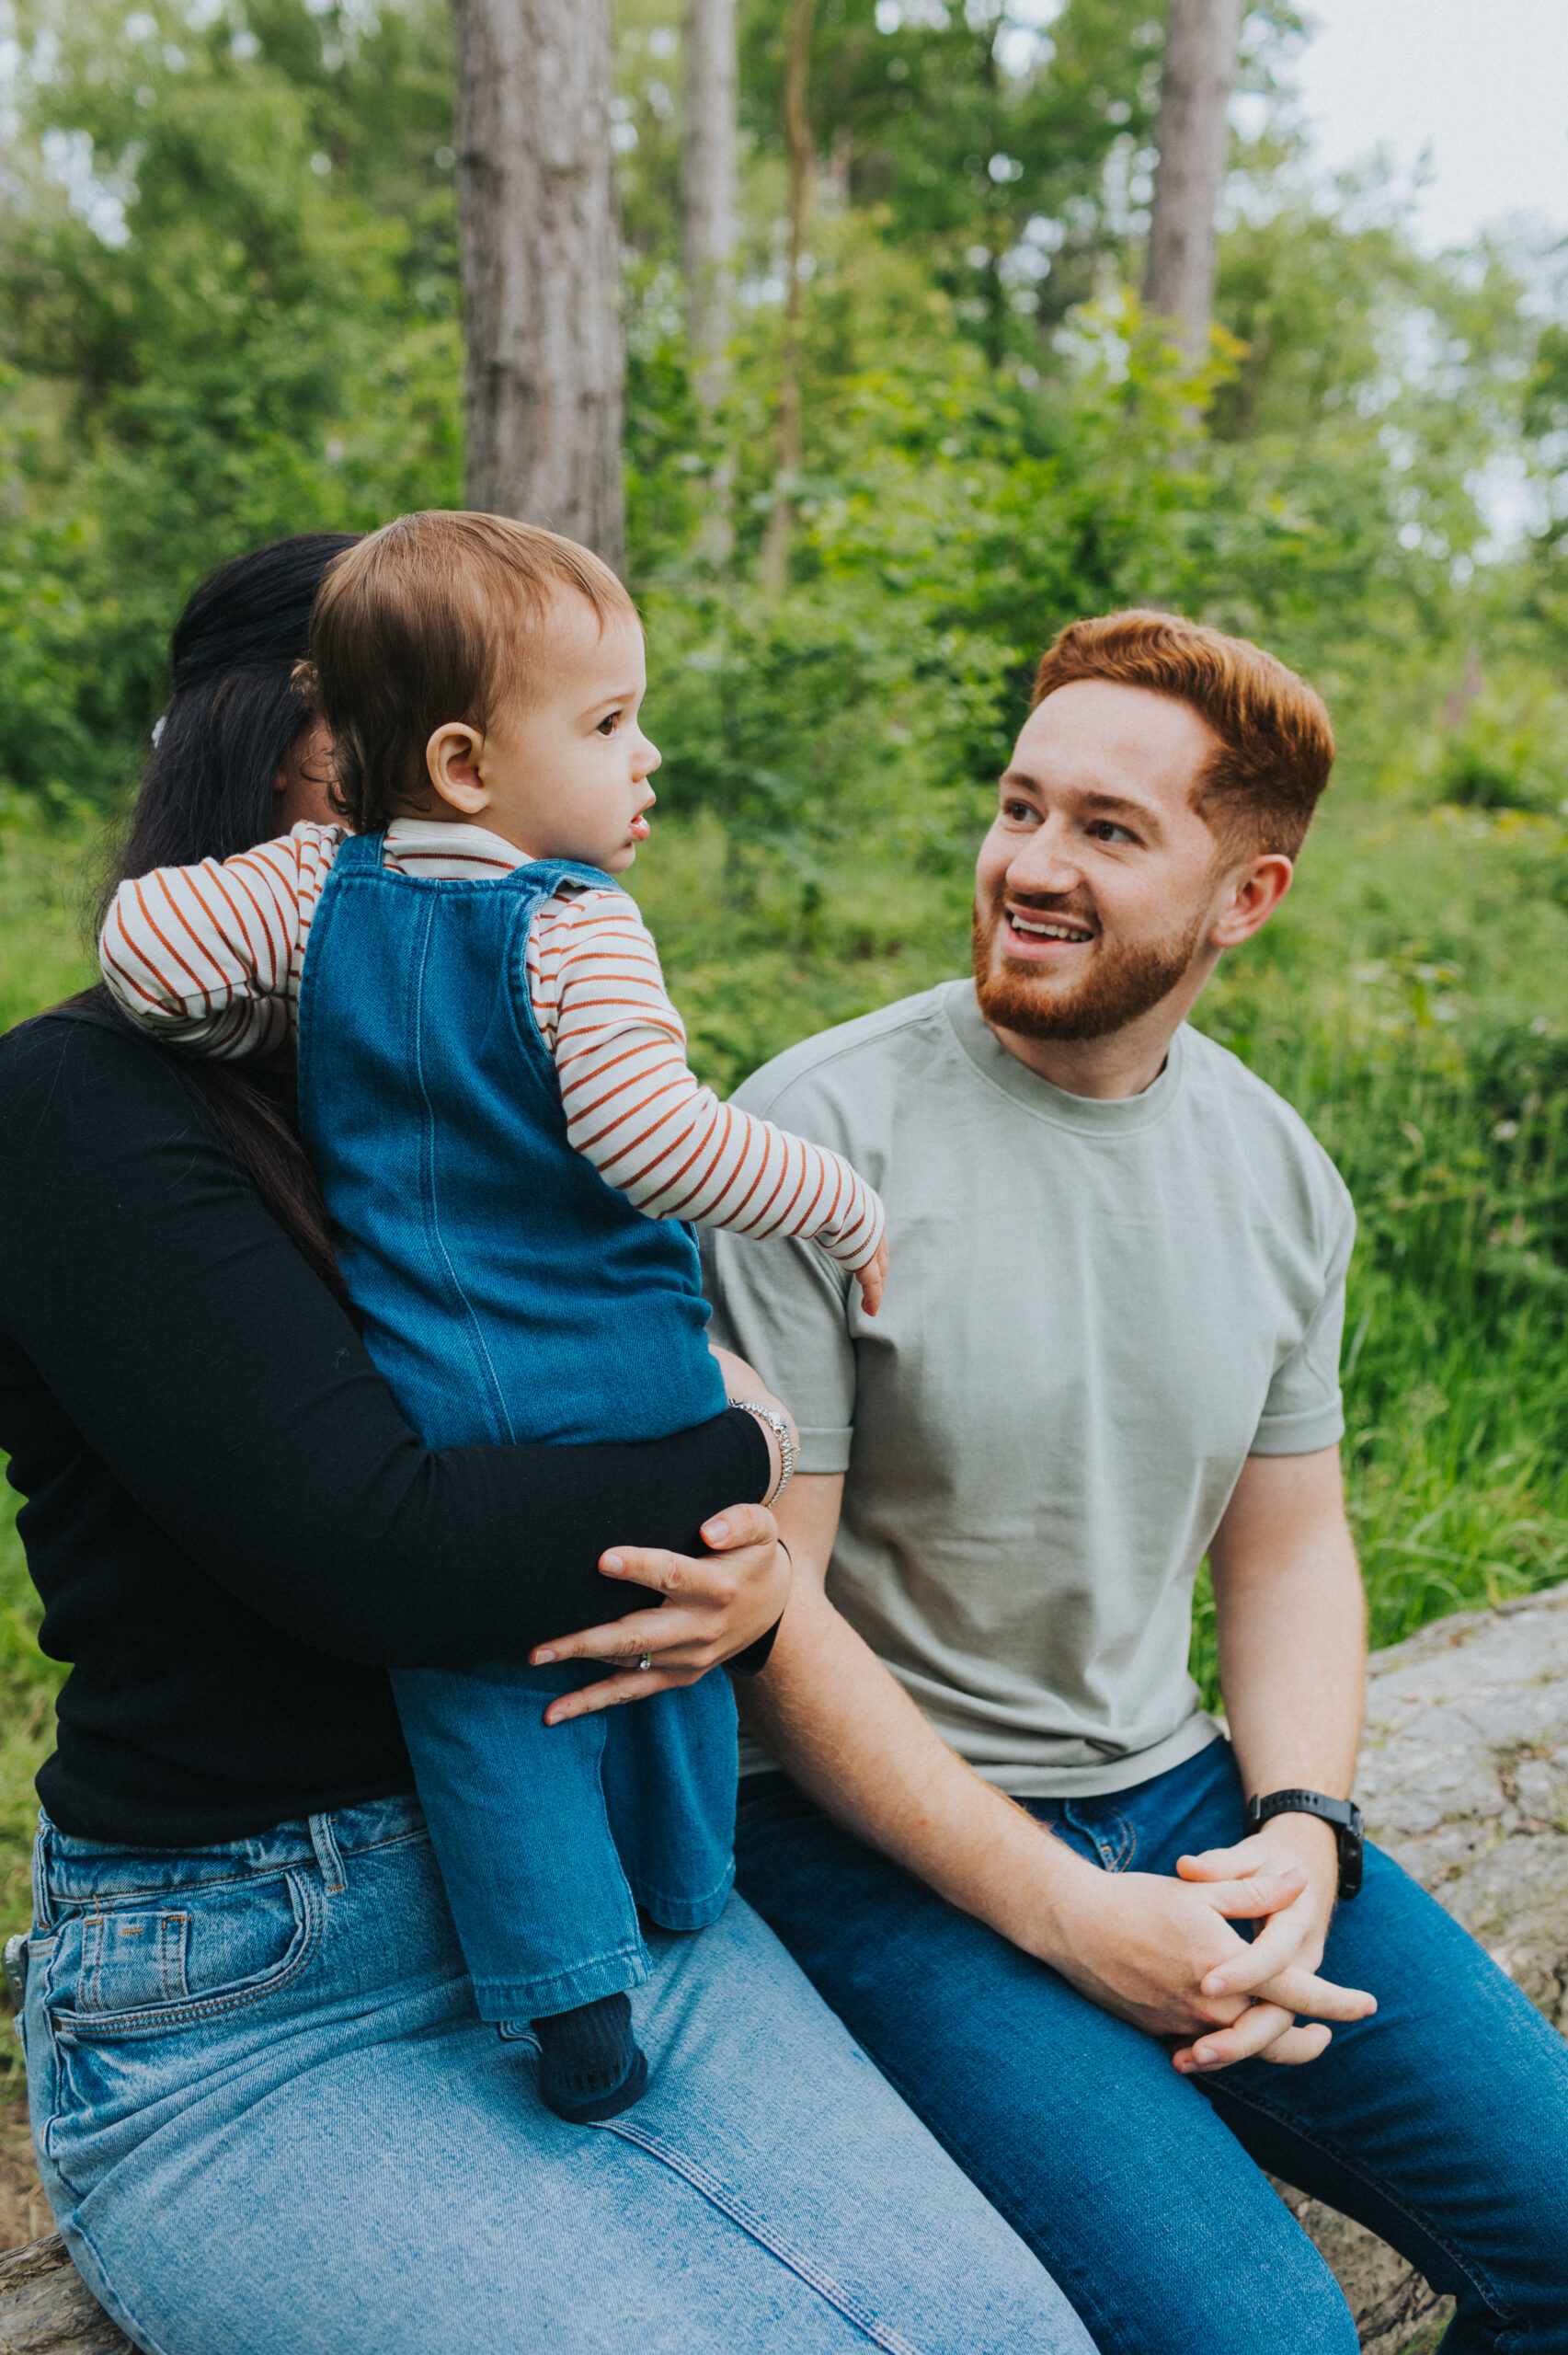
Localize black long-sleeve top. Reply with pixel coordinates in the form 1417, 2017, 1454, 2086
0, 1009, 770, 1847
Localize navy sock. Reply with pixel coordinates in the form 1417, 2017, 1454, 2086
532, 1993, 647, 2123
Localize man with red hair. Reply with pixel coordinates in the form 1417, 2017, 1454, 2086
705, 613, 1568, 2355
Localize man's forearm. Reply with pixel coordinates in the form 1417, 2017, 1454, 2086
1210, 1448, 1366, 1809
740, 1571, 1091, 1959
746, 1473, 1374, 2055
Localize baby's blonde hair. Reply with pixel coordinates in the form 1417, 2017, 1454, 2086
309, 511, 638, 833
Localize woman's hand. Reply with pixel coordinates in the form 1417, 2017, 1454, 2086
530, 1502, 793, 1723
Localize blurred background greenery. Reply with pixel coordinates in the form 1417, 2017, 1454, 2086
1, 0, 1566, 1980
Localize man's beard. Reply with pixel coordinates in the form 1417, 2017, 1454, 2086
971, 896, 1203, 1042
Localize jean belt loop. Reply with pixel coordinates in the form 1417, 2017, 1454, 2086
30, 1812, 56, 1935
308, 1811, 348, 1897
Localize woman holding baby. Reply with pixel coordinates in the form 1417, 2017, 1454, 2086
0, 531, 1093, 2352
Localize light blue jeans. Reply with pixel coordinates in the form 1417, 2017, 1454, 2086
18, 1795, 1095, 2355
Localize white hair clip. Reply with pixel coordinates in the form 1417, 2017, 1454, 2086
151, 713, 166, 745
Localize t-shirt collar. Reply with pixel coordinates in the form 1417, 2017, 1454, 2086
942, 978, 1185, 1135
385, 816, 526, 871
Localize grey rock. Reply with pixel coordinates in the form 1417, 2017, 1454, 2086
1274, 1577, 1568, 2349
1358, 1580, 1568, 2029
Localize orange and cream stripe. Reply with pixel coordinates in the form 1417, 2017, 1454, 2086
99, 819, 885, 1271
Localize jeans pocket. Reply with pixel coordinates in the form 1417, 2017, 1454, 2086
49, 1867, 324, 2040
76, 1907, 191, 2015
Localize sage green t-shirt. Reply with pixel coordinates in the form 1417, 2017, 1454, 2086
704, 980, 1355, 1797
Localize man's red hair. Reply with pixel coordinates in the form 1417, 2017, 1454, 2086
1032, 610, 1334, 859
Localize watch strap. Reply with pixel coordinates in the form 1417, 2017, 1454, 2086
1243, 1787, 1365, 1901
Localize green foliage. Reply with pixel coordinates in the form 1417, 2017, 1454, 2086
1433, 670, 1568, 816
0, 0, 462, 803
0, 794, 98, 1031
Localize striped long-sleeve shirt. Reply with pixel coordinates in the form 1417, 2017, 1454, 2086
99, 820, 886, 1272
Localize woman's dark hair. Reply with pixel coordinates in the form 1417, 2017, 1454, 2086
115, 534, 361, 885
86, 532, 361, 1295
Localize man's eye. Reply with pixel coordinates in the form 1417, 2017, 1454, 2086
1002, 799, 1037, 822
1087, 820, 1133, 843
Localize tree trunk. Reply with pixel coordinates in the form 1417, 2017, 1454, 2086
683, 0, 738, 410
1141, 0, 1242, 366
0, 2234, 133, 2352
760, 0, 815, 599
453, 0, 625, 571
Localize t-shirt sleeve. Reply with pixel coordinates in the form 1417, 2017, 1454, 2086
704, 1223, 859, 1475
1249, 1190, 1356, 1456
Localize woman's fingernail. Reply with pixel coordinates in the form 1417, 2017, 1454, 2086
1194, 2046, 1217, 2067
704, 1519, 729, 1542
1202, 1974, 1225, 1996
601, 1554, 624, 1575
534, 1648, 555, 1664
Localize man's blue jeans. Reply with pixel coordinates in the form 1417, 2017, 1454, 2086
736, 1737, 1568, 2355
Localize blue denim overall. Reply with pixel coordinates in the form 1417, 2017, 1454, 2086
296, 831, 736, 2020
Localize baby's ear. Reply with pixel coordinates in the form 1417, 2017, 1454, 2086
425, 719, 490, 815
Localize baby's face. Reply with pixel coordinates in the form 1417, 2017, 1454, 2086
463, 598, 660, 873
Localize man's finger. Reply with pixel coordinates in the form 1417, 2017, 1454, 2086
542, 1665, 703, 1723
1201, 1897, 1318, 1994
1175, 1839, 1272, 1884
1203, 1867, 1307, 1921
1174, 2000, 1299, 2071
1254, 1965, 1377, 2022
1175, 2011, 1333, 2073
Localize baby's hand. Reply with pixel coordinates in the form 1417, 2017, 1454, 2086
855, 1236, 890, 1317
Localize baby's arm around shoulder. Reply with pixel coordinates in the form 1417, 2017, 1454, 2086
98, 821, 342, 1059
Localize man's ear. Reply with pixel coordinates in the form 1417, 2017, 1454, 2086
425, 720, 490, 815
1208, 853, 1293, 949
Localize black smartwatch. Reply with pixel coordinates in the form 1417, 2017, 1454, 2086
1243, 1788, 1364, 1901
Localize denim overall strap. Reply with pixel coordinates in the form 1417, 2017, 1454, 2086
326, 831, 623, 897
296, 830, 726, 1452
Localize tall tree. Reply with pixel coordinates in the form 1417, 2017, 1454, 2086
453, 0, 625, 568
684, 0, 738, 411
760, 0, 816, 598
1142, 0, 1243, 364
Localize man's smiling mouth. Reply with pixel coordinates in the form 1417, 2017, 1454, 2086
1004, 908, 1094, 945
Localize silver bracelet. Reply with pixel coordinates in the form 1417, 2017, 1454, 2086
727, 1397, 796, 1506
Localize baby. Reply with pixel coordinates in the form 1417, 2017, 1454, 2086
100, 511, 887, 2122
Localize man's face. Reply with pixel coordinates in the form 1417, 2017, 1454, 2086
973, 679, 1248, 1043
